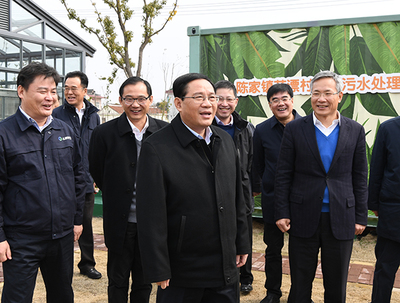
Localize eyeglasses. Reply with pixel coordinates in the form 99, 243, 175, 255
311, 92, 339, 99
218, 96, 237, 103
270, 96, 292, 104
122, 96, 150, 105
64, 86, 83, 93
181, 95, 219, 103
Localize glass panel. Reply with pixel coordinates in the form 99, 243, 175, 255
0, 72, 5, 88
19, 24, 42, 39
22, 41, 42, 67
0, 37, 20, 69
0, 71, 18, 89
65, 50, 81, 74
46, 26, 73, 45
11, 1, 41, 36
45, 46, 63, 75
4, 96, 19, 119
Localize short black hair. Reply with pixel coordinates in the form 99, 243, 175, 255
215, 80, 237, 98
17, 62, 60, 91
119, 76, 152, 97
65, 71, 89, 88
173, 73, 215, 98
267, 83, 293, 102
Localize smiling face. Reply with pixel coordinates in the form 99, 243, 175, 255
311, 77, 343, 123
64, 76, 87, 109
268, 91, 294, 125
215, 87, 238, 124
119, 82, 152, 130
175, 79, 217, 137
18, 75, 58, 126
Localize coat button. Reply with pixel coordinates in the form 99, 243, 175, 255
131, 162, 135, 167
219, 206, 224, 212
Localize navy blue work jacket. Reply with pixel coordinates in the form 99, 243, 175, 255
53, 98, 100, 193
0, 109, 85, 242
252, 110, 301, 224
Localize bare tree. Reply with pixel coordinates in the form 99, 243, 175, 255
60, 0, 178, 84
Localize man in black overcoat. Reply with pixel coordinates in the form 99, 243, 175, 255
89, 77, 167, 303
368, 116, 400, 303
136, 73, 250, 303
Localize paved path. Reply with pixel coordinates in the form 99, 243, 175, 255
1, 233, 399, 289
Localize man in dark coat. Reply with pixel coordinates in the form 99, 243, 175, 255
275, 71, 368, 303
368, 116, 400, 303
252, 83, 301, 303
89, 77, 167, 303
136, 73, 250, 303
53, 71, 101, 279
212, 79, 255, 294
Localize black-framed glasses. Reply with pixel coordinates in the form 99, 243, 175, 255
122, 96, 150, 105
270, 96, 292, 104
217, 96, 237, 103
181, 95, 219, 103
311, 92, 340, 99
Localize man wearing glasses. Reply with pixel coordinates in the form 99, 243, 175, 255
252, 83, 301, 303
274, 71, 368, 303
53, 71, 101, 280
212, 80, 255, 295
89, 77, 167, 302
136, 73, 250, 303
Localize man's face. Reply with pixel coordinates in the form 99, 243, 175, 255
215, 88, 238, 122
119, 82, 152, 126
64, 77, 87, 108
175, 79, 217, 135
18, 75, 57, 124
311, 77, 343, 120
268, 91, 294, 121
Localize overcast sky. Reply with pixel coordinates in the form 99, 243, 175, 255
32, 0, 400, 104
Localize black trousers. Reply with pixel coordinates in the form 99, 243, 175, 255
240, 214, 254, 285
78, 192, 96, 271
156, 282, 239, 303
2, 231, 74, 303
263, 222, 284, 297
288, 213, 353, 303
371, 235, 400, 303
107, 222, 152, 303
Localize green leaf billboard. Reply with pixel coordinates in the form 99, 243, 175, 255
189, 17, 400, 221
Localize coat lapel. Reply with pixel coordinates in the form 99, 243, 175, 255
301, 114, 326, 173
329, 116, 350, 170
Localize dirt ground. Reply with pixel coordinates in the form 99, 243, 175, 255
4, 217, 400, 302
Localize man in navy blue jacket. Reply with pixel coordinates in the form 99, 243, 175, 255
0, 62, 85, 303
53, 71, 101, 279
368, 116, 400, 303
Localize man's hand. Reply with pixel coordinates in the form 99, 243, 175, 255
252, 192, 261, 197
276, 218, 291, 233
74, 225, 83, 242
0, 240, 12, 262
355, 224, 366, 236
157, 279, 170, 289
372, 210, 378, 217
236, 254, 248, 268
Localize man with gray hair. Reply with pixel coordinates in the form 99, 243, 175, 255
274, 71, 368, 303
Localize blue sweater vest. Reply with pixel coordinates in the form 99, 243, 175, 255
315, 125, 339, 212
218, 124, 235, 139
